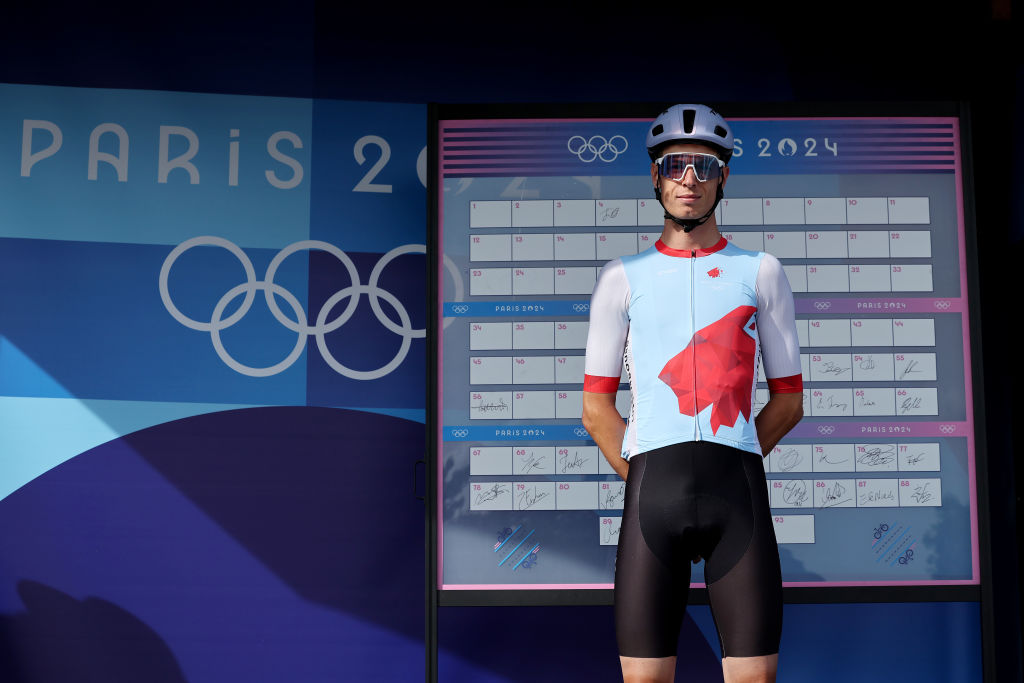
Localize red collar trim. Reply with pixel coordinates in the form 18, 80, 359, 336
654, 236, 728, 258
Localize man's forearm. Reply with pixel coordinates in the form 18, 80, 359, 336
754, 392, 804, 455
582, 396, 629, 480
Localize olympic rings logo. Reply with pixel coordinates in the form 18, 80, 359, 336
573, 426, 589, 438
817, 425, 835, 435
450, 429, 469, 438
939, 424, 955, 434
934, 300, 950, 310
451, 304, 470, 314
572, 303, 590, 313
160, 237, 436, 380
814, 301, 832, 311
567, 135, 628, 163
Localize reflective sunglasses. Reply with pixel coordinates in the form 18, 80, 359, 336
654, 152, 725, 182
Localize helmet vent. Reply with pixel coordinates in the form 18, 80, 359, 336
651, 124, 664, 137
714, 125, 728, 139
682, 109, 695, 133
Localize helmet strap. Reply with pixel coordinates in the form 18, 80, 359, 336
654, 178, 724, 233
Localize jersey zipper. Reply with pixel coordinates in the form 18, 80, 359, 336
690, 250, 700, 441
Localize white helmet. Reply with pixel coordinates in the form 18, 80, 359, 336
646, 104, 734, 163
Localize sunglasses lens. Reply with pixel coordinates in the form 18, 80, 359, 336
659, 153, 721, 182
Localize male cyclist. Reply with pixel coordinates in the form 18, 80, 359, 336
582, 104, 803, 683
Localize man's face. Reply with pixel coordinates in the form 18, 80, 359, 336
650, 142, 729, 221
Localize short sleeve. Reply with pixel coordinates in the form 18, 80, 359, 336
583, 259, 630, 393
755, 253, 802, 393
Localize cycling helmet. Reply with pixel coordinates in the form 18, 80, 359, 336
646, 103, 734, 163
647, 103, 733, 232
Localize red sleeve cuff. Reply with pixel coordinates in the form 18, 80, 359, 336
583, 374, 620, 393
767, 373, 803, 393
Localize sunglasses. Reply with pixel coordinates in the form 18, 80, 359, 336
654, 152, 725, 182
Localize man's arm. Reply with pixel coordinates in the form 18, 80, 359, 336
582, 391, 629, 480
755, 391, 803, 456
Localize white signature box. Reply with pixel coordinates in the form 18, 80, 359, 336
808, 319, 851, 347
849, 264, 891, 292
893, 318, 935, 346
470, 322, 511, 350
512, 267, 553, 295
512, 390, 554, 419
898, 478, 941, 506
512, 200, 553, 228
898, 443, 940, 471
896, 388, 938, 415
723, 231, 764, 252
600, 516, 622, 545
555, 390, 583, 419
810, 388, 853, 416
807, 265, 849, 292
554, 233, 596, 260
555, 321, 589, 349
470, 356, 511, 384
887, 197, 930, 224
555, 267, 597, 295
846, 197, 887, 224
890, 265, 932, 292
771, 515, 815, 543
599, 481, 626, 510
856, 479, 897, 507
855, 443, 898, 472
596, 199, 637, 226
804, 197, 846, 224
721, 198, 762, 225
469, 482, 512, 510
847, 230, 889, 258
896, 353, 937, 381
554, 200, 594, 227
806, 230, 846, 258
637, 199, 663, 226
783, 265, 808, 292
557, 481, 598, 510
513, 356, 554, 384
513, 446, 555, 476
557, 446, 599, 475
813, 443, 855, 472
513, 322, 553, 349
769, 444, 812, 473
764, 231, 806, 258
889, 231, 931, 258
513, 481, 557, 510
763, 198, 805, 225
637, 232, 660, 251
470, 268, 511, 296
851, 319, 893, 346
470, 447, 512, 476
814, 479, 856, 507
769, 478, 813, 508
852, 353, 895, 381
596, 232, 638, 259
809, 353, 852, 382
512, 234, 553, 261
555, 355, 585, 383
469, 391, 512, 420
470, 201, 511, 228
470, 234, 511, 262
853, 388, 896, 416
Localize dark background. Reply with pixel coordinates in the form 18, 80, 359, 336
1, 1, 1019, 680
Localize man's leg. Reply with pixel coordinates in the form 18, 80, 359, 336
722, 654, 777, 683
621, 655, 677, 683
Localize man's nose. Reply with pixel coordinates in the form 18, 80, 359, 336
681, 166, 699, 185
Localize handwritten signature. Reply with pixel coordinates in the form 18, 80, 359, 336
603, 485, 625, 509
517, 485, 550, 510
778, 448, 802, 472
820, 361, 851, 376
899, 396, 923, 414
475, 399, 509, 413
858, 355, 876, 370
857, 445, 896, 467
820, 480, 852, 507
899, 359, 920, 380
782, 480, 809, 506
859, 488, 895, 504
911, 482, 933, 504
815, 394, 849, 412
520, 452, 546, 474
475, 483, 508, 505
600, 207, 621, 221
559, 451, 587, 473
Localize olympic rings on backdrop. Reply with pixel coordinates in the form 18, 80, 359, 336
814, 301, 831, 310
567, 135, 628, 163
934, 301, 950, 310
571, 303, 590, 313
451, 304, 470, 314
817, 425, 835, 435
159, 237, 457, 380
939, 424, 955, 434
573, 427, 589, 438
450, 429, 469, 438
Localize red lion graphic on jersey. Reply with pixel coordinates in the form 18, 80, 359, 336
658, 305, 757, 434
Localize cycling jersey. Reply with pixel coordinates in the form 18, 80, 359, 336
583, 236, 802, 459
